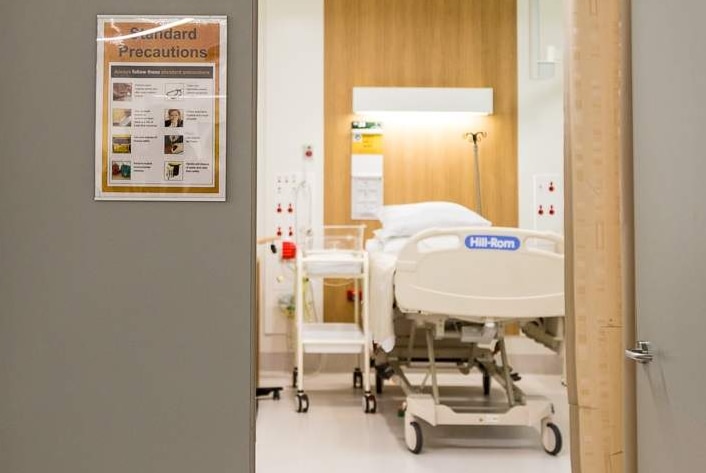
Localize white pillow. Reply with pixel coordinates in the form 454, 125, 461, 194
376, 201, 491, 240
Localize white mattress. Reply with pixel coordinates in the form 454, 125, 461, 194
366, 235, 459, 254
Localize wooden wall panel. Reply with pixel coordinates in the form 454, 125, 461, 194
565, 1, 632, 472
324, 0, 518, 322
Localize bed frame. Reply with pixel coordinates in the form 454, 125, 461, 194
379, 227, 566, 455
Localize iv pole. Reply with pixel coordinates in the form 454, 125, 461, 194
463, 131, 487, 215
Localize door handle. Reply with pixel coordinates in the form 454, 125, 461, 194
625, 340, 654, 364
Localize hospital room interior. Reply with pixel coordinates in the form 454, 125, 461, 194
255, 0, 569, 471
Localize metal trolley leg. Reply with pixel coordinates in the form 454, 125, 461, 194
294, 259, 309, 413
361, 254, 376, 413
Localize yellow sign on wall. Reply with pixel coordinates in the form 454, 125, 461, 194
350, 122, 383, 220
351, 121, 383, 155
351, 132, 383, 154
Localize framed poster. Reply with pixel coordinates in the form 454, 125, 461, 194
95, 16, 227, 201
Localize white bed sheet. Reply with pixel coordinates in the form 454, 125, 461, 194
368, 245, 398, 352
367, 235, 459, 351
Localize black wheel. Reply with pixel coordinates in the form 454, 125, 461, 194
292, 367, 298, 389
296, 393, 309, 413
542, 422, 562, 455
295, 394, 303, 413
375, 371, 384, 394
363, 394, 377, 414
353, 368, 363, 389
406, 421, 423, 454
482, 373, 491, 396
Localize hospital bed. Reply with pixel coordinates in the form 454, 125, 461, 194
367, 226, 565, 454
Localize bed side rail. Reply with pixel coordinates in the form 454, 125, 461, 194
394, 227, 565, 319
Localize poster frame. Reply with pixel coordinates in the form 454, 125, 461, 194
94, 15, 228, 201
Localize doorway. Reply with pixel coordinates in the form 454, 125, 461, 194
255, 1, 572, 471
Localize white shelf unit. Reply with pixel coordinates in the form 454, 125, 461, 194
293, 226, 376, 414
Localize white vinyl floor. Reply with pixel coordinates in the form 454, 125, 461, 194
256, 368, 571, 473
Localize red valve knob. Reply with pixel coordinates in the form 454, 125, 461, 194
281, 241, 297, 260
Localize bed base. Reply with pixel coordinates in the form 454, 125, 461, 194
379, 316, 562, 455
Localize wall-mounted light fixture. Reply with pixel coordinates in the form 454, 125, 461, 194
352, 87, 493, 115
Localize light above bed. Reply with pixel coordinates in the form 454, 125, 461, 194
352, 87, 494, 115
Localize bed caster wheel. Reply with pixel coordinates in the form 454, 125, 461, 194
482, 373, 491, 396
273, 389, 281, 401
405, 420, 423, 454
292, 367, 298, 389
363, 393, 377, 413
353, 368, 363, 389
295, 392, 309, 413
542, 422, 562, 455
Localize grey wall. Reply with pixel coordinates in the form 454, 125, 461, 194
0, 2, 256, 473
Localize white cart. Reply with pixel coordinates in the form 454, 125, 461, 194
293, 225, 376, 414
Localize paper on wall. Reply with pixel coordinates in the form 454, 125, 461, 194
351, 122, 383, 220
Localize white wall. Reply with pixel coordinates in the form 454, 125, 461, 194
517, 0, 565, 232
257, 0, 324, 356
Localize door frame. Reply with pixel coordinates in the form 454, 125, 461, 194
564, 1, 636, 472
251, 1, 637, 472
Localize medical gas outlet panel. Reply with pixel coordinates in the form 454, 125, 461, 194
533, 174, 563, 235
263, 171, 316, 336
272, 172, 313, 239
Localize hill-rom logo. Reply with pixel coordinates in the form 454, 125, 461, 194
464, 235, 521, 251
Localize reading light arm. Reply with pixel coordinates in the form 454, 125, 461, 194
463, 132, 487, 215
